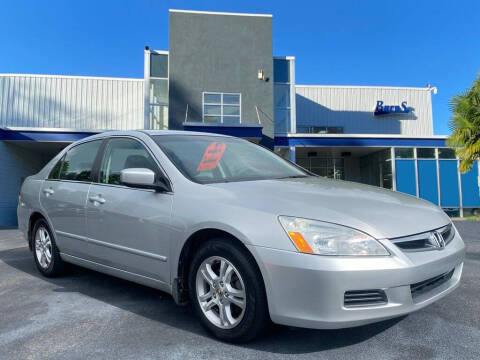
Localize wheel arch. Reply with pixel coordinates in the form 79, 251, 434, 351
174, 228, 267, 305
27, 211, 48, 251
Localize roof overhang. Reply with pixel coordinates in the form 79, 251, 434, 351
0, 127, 101, 142
275, 133, 448, 147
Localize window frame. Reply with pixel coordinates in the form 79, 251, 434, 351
47, 139, 104, 184
416, 147, 436, 159
202, 92, 242, 124
149, 52, 168, 79
273, 58, 291, 84
93, 136, 173, 192
438, 147, 458, 160
394, 147, 415, 159
148, 50, 169, 130
47, 154, 66, 180
152, 134, 312, 185
273, 56, 295, 135
296, 125, 344, 134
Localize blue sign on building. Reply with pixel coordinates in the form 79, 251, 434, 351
374, 100, 410, 116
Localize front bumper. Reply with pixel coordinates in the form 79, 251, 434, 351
248, 231, 465, 329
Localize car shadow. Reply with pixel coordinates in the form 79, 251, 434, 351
0, 246, 405, 354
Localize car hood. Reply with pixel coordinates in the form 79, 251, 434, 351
207, 176, 450, 239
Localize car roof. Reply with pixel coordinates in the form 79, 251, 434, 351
71, 129, 233, 148
141, 129, 231, 137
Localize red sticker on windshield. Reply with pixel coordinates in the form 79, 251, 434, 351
197, 142, 226, 171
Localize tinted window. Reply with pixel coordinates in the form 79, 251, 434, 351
274, 59, 290, 83
150, 53, 168, 78
48, 155, 64, 179
395, 148, 414, 159
100, 138, 158, 185
417, 148, 436, 159
296, 126, 344, 134
153, 135, 308, 184
438, 148, 457, 159
59, 140, 102, 181
274, 84, 290, 108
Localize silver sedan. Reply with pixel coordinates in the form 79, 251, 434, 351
17, 130, 465, 342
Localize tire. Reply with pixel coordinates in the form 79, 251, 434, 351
188, 238, 269, 342
32, 218, 64, 277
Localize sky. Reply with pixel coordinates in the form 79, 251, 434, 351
1, 0, 479, 135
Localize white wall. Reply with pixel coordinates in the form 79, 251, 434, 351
295, 85, 434, 136
0, 74, 144, 130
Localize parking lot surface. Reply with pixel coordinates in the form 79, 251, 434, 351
0, 221, 479, 360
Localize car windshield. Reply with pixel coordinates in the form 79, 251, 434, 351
153, 135, 310, 184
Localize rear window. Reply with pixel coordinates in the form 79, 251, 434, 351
59, 140, 102, 181
48, 155, 65, 180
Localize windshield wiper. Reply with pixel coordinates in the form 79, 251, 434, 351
276, 175, 310, 179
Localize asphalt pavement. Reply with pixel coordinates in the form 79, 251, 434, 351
0, 221, 479, 360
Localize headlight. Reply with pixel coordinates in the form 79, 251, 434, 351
278, 216, 389, 256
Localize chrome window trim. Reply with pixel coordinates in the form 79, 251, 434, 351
42, 135, 174, 192
89, 181, 173, 195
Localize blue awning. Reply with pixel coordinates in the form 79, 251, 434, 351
0, 127, 99, 142
275, 135, 447, 148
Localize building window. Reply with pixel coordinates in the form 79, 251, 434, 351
203, 92, 241, 124
150, 79, 168, 104
297, 126, 344, 134
274, 58, 292, 134
395, 148, 414, 159
360, 149, 392, 190
274, 84, 290, 108
147, 52, 169, 130
297, 157, 344, 180
274, 59, 290, 83
149, 105, 168, 130
438, 148, 457, 159
150, 53, 168, 78
417, 148, 436, 159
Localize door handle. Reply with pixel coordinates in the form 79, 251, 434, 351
43, 188, 54, 196
89, 195, 106, 204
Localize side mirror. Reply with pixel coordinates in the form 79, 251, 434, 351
120, 168, 170, 192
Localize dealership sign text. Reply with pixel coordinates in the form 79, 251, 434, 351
374, 101, 410, 116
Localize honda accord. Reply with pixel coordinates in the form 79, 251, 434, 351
17, 130, 465, 342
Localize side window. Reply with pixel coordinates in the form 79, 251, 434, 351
99, 138, 158, 185
48, 155, 65, 180
59, 140, 102, 181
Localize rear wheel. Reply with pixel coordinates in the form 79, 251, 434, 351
188, 239, 268, 342
32, 219, 64, 277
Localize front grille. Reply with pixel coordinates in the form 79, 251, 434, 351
410, 269, 454, 298
344, 290, 388, 307
390, 224, 455, 252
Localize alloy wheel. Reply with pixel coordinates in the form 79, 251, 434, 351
196, 256, 246, 329
35, 226, 52, 269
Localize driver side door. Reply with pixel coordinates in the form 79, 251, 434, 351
85, 137, 173, 284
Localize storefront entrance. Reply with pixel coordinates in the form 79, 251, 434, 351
296, 157, 344, 179
295, 146, 392, 189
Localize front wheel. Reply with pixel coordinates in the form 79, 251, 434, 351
188, 239, 268, 342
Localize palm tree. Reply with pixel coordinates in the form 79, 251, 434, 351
447, 73, 480, 173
